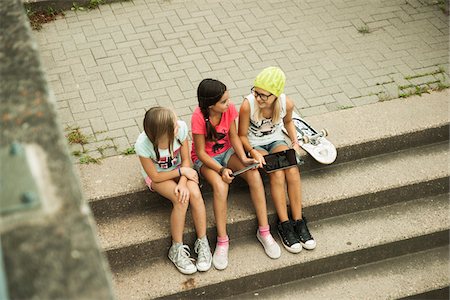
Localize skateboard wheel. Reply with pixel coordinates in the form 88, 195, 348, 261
321, 129, 328, 137
302, 136, 310, 144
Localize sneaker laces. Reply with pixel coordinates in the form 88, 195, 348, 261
298, 220, 312, 241
195, 238, 210, 262
262, 233, 276, 246
214, 244, 228, 257
174, 245, 195, 268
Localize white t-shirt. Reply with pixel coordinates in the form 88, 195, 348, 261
246, 93, 287, 146
135, 120, 188, 178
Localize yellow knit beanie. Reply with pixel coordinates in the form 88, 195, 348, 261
254, 66, 286, 97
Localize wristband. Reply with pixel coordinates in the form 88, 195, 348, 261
218, 167, 226, 176
248, 147, 255, 156
178, 167, 182, 177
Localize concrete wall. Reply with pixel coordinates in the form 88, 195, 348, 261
0, 0, 115, 298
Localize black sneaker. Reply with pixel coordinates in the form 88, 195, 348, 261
293, 218, 316, 250
277, 220, 302, 253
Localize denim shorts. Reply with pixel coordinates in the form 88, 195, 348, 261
193, 147, 235, 172
253, 140, 288, 154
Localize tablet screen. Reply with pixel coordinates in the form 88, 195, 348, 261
263, 149, 297, 173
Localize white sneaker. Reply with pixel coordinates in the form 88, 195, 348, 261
168, 243, 197, 275
212, 244, 228, 270
194, 236, 212, 272
257, 230, 281, 259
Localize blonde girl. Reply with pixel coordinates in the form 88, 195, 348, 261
238, 67, 316, 254
135, 107, 212, 274
191, 79, 281, 271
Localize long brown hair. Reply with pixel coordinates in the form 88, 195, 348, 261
143, 107, 176, 160
197, 78, 227, 141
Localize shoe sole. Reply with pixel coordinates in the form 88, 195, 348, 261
168, 256, 197, 275
277, 231, 302, 254
213, 262, 227, 270
256, 233, 281, 259
173, 264, 197, 275
196, 262, 212, 272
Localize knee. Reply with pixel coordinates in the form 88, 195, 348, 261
173, 200, 189, 212
285, 167, 300, 180
246, 169, 262, 184
212, 181, 228, 195
188, 186, 204, 206
270, 171, 285, 184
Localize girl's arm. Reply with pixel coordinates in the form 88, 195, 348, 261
238, 99, 254, 154
139, 156, 181, 183
283, 96, 301, 152
193, 133, 223, 174
178, 138, 199, 183
238, 99, 265, 165
229, 120, 257, 165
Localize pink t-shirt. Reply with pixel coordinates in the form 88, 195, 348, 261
191, 103, 239, 163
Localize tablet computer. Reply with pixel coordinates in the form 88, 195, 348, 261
263, 149, 297, 173
231, 162, 259, 177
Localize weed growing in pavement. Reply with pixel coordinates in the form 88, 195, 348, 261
377, 91, 391, 102
66, 126, 90, 145
357, 25, 370, 34
25, 0, 131, 30
72, 0, 105, 11
398, 66, 449, 98
79, 155, 101, 164
72, 150, 88, 157
436, 0, 449, 15
24, 4, 65, 30
122, 147, 136, 155
338, 105, 354, 110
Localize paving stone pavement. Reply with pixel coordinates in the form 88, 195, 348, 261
32, 0, 449, 160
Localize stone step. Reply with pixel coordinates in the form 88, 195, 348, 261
111, 193, 449, 299
228, 246, 449, 300
98, 142, 449, 271
79, 91, 449, 218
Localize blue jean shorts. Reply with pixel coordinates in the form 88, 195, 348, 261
253, 140, 288, 154
193, 147, 235, 172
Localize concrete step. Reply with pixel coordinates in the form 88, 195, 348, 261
228, 246, 449, 300
78, 91, 449, 219
97, 142, 449, 270
111, 193, 449, 299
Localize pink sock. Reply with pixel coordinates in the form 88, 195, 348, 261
259, 225, 271, 237
217, 235, 229, 247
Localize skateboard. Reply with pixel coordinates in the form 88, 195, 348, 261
283, 112, 337, 164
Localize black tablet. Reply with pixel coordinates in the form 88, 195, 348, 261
263, 149, 297, 173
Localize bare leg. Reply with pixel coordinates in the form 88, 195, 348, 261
285, 166, 302, 220
200, 166, 229, 238
227, 154, 269, 227
266, 144, 292, 222
152, 180, 188, 243
186, 180, 207, 238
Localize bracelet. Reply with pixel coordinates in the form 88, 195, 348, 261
218, 167, 226, 176
178, 167, 182, 177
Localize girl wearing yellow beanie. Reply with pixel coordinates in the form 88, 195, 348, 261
238, 67, 316, 254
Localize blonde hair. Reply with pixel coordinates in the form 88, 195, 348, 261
143, 107, 177, 160
252, 96, 282, 124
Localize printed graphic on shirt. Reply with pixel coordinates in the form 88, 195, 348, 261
249, 119, 281, 137
212, 132, 226, 153
155, 148, 180, 169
